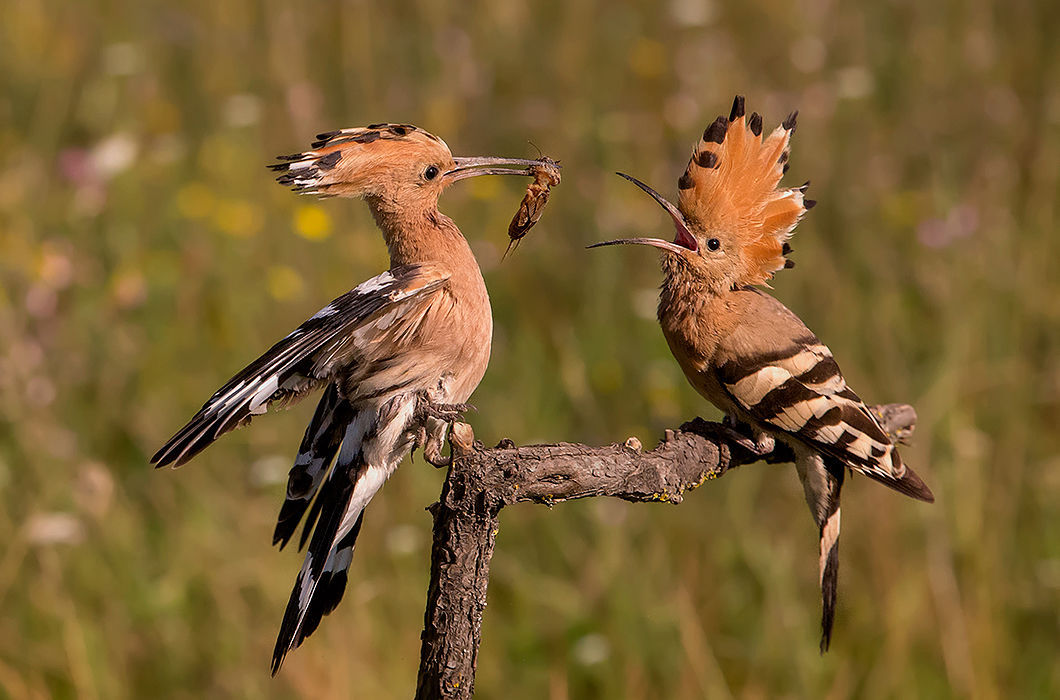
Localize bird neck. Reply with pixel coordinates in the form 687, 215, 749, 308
658, 254, 740, 365
367, 198, 474, 269
659, 254, 714, 317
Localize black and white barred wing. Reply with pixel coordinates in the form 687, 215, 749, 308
716, 336, 934, 502
151, 263, 450, 468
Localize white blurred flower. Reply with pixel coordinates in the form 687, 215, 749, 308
572, 633, 610, 665
250, 455, 290, 488
25, 512, 84, 546
224, 94, 262, 128
836, 67, 874, 100
92, 134, 138, 178
386, 524, 421, 556
670, 0, 716, 27
103, 43, 143, 76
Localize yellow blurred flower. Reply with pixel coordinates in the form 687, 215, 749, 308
629, 38, 666, 79
176, 183, 215, 219
267, 265, 304, 301
213, 199, 263, 238
294, 204, 333, 241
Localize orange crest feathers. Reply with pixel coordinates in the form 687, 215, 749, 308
269, 124, 451, 197
677, 96, 815, 285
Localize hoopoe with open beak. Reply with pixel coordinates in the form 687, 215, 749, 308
591, 96, 934, 651
151, 124, 550, 673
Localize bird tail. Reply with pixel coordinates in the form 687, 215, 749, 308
273, 383, 355, 550
796, 452, 845, 652
270, 394, 416, 675
818, 494, 841, 653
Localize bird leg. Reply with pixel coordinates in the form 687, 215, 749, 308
415, 393, 476, 468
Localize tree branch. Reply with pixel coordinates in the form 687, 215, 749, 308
414, 404, 916, 699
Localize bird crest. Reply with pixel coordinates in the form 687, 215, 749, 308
677, 96, 814, 286
269, 123, 452, 198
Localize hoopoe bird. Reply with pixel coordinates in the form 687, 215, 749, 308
591, 96, 934, 651
151, 124, 549, 673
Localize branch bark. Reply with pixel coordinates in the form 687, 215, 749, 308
414, 404, 917, 699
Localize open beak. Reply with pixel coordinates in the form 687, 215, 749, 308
587, 173, 699, 254
445, 156, 544, 182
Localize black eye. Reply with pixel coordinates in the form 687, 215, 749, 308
424, 165, 440, 180
706, 238, 721, 251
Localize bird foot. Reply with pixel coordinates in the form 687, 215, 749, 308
421, 421, 477, 469
423, 434, 451, 468
694, 419, 774, 456
414, 394, 476, 468
415, 393, 476, 423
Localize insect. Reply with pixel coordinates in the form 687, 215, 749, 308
504, 156, 561, 259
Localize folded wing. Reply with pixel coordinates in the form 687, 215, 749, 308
151, 263, 450, 468
714, 300, 933, 502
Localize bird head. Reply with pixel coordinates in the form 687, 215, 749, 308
270, 123, 541, 213
590, 96, 813, 293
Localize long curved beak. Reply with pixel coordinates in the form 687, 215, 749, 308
588, 173, 699, 254
445, 156, 544, 182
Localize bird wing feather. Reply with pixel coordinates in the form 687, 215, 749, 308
711, 291, 932, 501
151, 262, 450, 468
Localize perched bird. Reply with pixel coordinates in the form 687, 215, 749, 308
151, 124, 549, 673
591, 96, 934, 651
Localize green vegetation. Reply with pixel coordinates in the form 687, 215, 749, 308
1, 0, 1058, 697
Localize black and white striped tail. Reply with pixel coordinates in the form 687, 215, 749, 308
819, 505, 841, 653
795, 452, 845, 652
270, 392, 419, 675
271, 416, 377, 675
273, 384, 354, 549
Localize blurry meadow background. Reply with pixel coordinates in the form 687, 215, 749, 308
2, 0, 1058, 697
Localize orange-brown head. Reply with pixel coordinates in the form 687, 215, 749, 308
270, 123, 542, 216
591, 96, 814, 293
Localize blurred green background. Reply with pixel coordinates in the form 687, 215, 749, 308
2, 0, 1058, 697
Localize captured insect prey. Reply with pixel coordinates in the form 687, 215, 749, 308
504, 157, 561, 259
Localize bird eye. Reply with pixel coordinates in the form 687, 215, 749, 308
424, 165, 440, 180
706, 238, 721, 251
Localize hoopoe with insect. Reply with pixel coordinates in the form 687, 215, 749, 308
151, 123, 557, 673
590, 96, 933, 651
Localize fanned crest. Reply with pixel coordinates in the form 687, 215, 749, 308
677, 96, 815, 285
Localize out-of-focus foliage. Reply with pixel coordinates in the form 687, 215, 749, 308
1, 0, 1058, 697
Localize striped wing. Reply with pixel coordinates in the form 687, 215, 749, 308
716, 334, 933, 502
151, 263, 450, 468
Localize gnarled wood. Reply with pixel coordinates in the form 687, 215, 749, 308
414, 405, 916, 699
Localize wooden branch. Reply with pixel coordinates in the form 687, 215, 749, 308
414, 405, 916, 699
